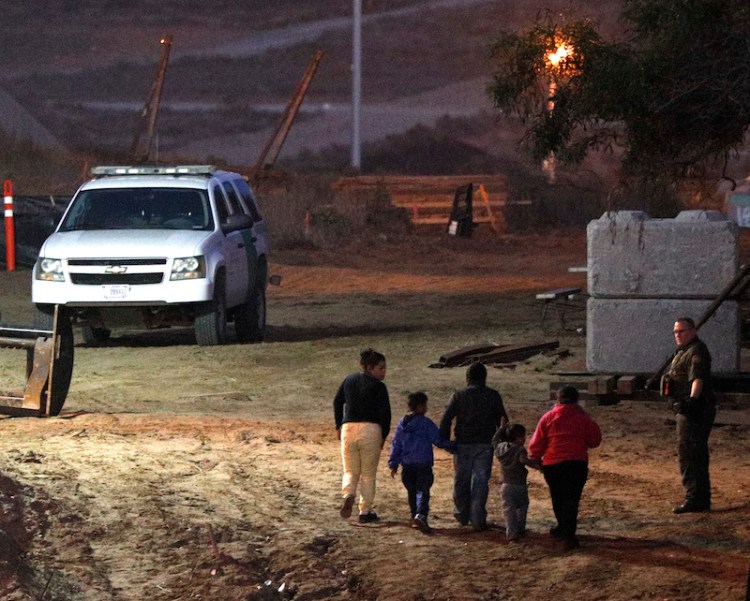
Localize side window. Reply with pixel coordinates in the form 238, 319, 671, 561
212, 184, 230, 223
232, 178, 262, 223
222, 181, 244, 215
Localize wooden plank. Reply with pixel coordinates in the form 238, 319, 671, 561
588, 376, 617, 395
472, 340, 560, 364
391, 196, 529, 206
535, 287, 582, 300
477, 183, 504, 234
392, 198, 509, 209
332, 175, 509, 189
438, 343, 510, 367
413, 215, 499, 225
617, 375, 644, 396
411, 216, 450, 225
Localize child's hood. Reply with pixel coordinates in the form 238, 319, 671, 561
496, 441, 525, 465
495, 441, 514, 459
401, 413, 439, 436
401, 413, 424, 432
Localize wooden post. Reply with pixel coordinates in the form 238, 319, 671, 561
478, 183, 505, 234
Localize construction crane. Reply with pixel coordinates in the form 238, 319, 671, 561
130, 34, 173, 163
252, 49, 325, 176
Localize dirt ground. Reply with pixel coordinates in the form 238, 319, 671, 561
0, 229, 748, 601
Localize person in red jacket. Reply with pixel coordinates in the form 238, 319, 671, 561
528, 385, 602, 550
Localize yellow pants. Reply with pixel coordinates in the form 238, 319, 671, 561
341, 421, 383, 514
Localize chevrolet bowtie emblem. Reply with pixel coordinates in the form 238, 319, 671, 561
105, 265, 128, 274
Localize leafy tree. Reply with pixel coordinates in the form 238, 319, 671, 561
488, 0, 750, 183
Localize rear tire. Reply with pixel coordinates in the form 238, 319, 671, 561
194, 276, 227, 346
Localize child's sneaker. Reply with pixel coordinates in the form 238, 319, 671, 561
358, 511, 380, 524
413, 514, 431, 534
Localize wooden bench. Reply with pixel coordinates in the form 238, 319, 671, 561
535, 287, 584, 331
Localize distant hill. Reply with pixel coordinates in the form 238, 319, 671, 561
0, 88, 62, 149
0, 0, 621, 171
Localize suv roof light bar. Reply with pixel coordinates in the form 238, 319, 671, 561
91, 165, 217, 177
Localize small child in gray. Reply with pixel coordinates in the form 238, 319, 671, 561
492, 423, 541, 542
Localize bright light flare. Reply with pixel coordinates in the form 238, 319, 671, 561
547, 44, 572, 68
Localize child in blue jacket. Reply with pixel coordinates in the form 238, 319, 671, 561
388, 391, 456, 533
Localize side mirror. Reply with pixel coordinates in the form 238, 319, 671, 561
221, 213, 253, 234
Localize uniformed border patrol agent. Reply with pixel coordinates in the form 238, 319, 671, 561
662, 316, 716, 513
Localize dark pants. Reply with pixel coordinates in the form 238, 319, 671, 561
542, 460, 589, 540
401, 464, 434, 518
676, 406, 715, 506
453, 443, 494, 527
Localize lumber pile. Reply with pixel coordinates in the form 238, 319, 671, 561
331, 175, 518, 230
434, 341, 561, 368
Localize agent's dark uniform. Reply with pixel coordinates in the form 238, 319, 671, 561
664, 336, 716, 511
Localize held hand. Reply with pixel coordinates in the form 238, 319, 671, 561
528, 457, 543, 470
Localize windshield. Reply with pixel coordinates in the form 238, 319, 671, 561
58, 187, 214, 232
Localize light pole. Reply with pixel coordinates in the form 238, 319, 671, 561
542, 42, 571, 183
351, 0, 362, 169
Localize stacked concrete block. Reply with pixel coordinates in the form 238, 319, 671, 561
586, 210, 740, 374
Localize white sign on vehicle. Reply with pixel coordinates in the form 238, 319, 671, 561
102, 285, 130, 300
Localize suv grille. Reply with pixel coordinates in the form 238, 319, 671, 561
68, 258, 167, 266
71, 273, 164, 285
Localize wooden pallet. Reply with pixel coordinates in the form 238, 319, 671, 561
549, 372, 750, 408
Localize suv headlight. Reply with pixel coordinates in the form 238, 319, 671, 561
35, 258, 65, 282
170, 256, 206, 281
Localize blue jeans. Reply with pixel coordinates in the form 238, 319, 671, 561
453, 443, 494, 527
401, 464, 434, 518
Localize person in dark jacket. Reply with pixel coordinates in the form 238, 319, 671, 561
334, 348, 392, 524
388, 392, 455, 533
439, 362, 508, 531
663, 316, 716, 514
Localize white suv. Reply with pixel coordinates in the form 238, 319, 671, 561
32, 165, 269, 346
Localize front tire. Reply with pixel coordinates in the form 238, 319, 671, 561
33, 303, 56, 331
33, 304, 74, 416
234, 286, 266, 343
194, 276, 227, 346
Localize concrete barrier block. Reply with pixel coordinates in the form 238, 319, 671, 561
587, 211, 738, 297
674, 210, 727, 222
586, 298, 740, 374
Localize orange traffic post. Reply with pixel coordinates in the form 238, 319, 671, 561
4, 179, 15, 271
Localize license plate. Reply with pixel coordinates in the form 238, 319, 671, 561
102, 285, 130, 300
